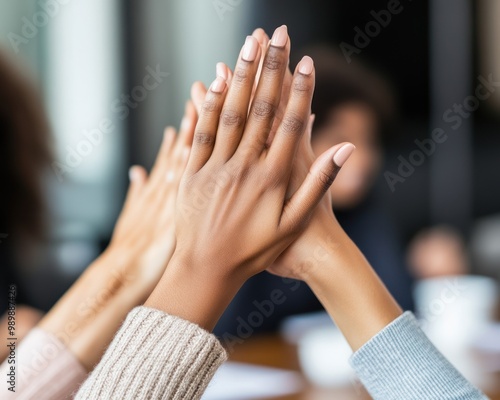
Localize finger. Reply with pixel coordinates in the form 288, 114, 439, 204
149, 127, 177, 182
186, 76, 228, 173
123, 165, 147, 208
238, 25, 290, 156
210, 35, 262, 162
217, 62, 233, 91
227, 66, 233, 85
251, 28, 268, 100
281, 143, 355, 230
216, 62, 229, 81
176, 100, 197, 150
190, 81, 207, 115
267, 56, 315, 176
266, 64, 293, 147
287, 114, 316, 193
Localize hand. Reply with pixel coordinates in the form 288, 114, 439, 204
39, 102, 196, 370
105, 101, 196, 298
146, 26, 352, 331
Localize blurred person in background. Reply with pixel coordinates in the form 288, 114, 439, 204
407, 225, 469, 279
0, 53, 52, 359
215, 44, 414, 337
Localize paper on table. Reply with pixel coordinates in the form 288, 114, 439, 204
202, 362, 304, 400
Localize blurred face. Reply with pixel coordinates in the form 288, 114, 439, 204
311, 103, 382, 209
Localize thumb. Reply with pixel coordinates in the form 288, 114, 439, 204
282, 142, 355, 229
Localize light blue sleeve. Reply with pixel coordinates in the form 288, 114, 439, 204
350, 311, 489, 400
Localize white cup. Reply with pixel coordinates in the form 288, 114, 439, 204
298, 326, 356, 388
414, 275, 498, 383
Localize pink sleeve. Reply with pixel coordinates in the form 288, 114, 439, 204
1, 327, 87, 399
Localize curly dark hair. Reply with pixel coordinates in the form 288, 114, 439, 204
0, 53, 52, 240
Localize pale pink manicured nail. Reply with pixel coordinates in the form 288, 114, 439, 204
298, 56, 314, 75
242, 36, 259, 62
270, 25, 288, 48
180, 116, 190, 132
210, 76, 226, 93
129, 166, 139, 182
333, 143, 356, 167
216, 62, 228, 80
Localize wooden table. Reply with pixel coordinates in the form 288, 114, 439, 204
229, 334, 500, 400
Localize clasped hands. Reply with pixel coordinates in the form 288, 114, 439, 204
145, 25, 356, 331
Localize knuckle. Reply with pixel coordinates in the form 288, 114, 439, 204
194, 131, 215, 146
293, 77, 313, 93
202, 97, 219, 113
281, 114, 305, 136
316, 169, 334, 192
220, 108, 244, 129
264, 50, 283, 72
233, 67, 249, 84
251, 99, 276, 121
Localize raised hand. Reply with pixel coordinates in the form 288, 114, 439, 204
108, 101, 195, 296
146, 26, 353, 331
39, 102, 196, 369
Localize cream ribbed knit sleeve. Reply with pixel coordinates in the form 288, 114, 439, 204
74, 306, 227, 399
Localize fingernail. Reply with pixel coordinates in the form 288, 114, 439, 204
333, 143, 356, 167
129, 166, 139, 182
242, 36, 259, 62
271, 25, 288, 48
180, 116, 190, 132
216, 62, 228, 80
164, 127, 175, 143
251, 28, 265, 43
298, 56, 314, 75
210, 76, 226, 93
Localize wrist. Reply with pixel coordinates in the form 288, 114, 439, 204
292, 219, 349, 282
301, 228, 402, 351
145, 252, 243, 331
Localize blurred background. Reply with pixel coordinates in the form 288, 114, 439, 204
0, 0, 499, 397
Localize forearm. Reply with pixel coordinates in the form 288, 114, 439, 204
38, 249, 145, 370
302, 226, 402, 351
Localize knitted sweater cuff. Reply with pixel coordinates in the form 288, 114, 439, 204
350, 311, 487, 400
75, 306, 227, 400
